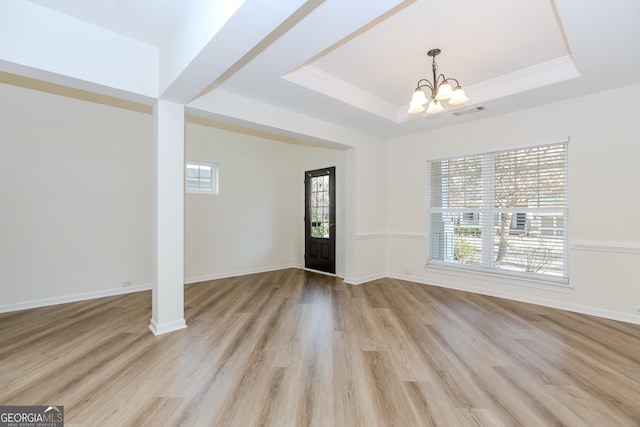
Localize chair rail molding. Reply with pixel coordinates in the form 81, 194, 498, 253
571, 240, 640, 254
356, 231, 425, 240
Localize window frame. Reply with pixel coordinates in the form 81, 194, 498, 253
425, 138, 570, 290
185, 161, 219, 194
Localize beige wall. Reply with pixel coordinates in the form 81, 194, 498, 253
0, 82, 345, 310
0, 83, 153, 307
184, 122, 344, 282
384, 83, 640, 322
3, 78, 639, 324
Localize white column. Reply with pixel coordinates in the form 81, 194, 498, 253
149, 100, 187, 335
343, 147, 358, 282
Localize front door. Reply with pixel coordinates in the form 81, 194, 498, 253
304, 167, 336, 274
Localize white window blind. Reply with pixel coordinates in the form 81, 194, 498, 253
186, 162, 218, 194
428, 141, 568, 280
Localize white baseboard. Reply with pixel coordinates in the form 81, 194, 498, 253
1, 263, 302, 314
343, 273, 386, 285
303, 268, 336, 277
386, 272, 640, 325
184, 263, 300, 285
0, 283, 152, 314
5, 267, 638, 326
149, 318, 187, 336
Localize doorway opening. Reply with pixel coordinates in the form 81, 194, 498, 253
304, 167, 336, 274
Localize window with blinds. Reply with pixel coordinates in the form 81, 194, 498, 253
428, 140, 568, 280
186, 161, 218, 194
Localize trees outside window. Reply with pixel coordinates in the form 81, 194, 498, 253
428, 141, 568, 280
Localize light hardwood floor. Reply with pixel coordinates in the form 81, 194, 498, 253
1, 269, 639, 426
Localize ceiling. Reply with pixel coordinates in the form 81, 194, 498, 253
5, 0, 640, 142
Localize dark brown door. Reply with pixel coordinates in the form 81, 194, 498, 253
304, 167, 336, 274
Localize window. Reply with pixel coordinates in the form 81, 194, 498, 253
186, 161, 218, 194
428, 140, 568, 281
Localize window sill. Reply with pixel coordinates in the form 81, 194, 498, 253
423, 262, 572, 294
186, 190, 217, 195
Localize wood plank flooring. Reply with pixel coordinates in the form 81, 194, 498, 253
1, 268, 639, 426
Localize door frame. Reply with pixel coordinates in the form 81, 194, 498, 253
304, 166, 336, 274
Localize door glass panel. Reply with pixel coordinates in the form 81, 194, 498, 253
310, 175, 330, 238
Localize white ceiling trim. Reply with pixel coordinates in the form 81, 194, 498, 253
282, 55, 581, 125
282, 65, 401, 123
7, 1, 639, 139
1, 0, 159, 98
188, 89, 382, 148
466, 55, 580, 106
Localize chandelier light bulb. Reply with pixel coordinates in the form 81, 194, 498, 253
448, 86, 468, 105
435, 82, 453, 101
427, 99, 444, 114
408, 88, 428, 114
408, 100, 426, 114
412, 88, 429, 105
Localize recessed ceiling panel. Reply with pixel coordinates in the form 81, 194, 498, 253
284, 0, 574, 120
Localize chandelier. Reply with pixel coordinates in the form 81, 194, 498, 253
408, 48, 468, 115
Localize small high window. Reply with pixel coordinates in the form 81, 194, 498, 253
186, 161, 218, 194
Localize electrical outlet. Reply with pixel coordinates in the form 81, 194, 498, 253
121, 281, 133, 287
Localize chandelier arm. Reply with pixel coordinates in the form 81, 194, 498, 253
444, 77, 462, 87
415, 79, 435, 97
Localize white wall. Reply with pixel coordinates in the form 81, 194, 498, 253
7, 77, 636, 325
184, 122, 345, 282
385, 83, 640, 323
187, 90, 390, 284
0, 83, 153, 309
0, 82, 348, 311
345, 142, 387, 283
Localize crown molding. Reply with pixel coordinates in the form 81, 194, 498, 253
282, 65, 401, 122
465, 55, 580, 105
283, 55, 580, 124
